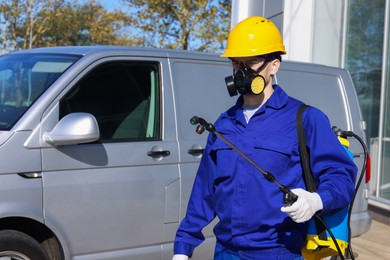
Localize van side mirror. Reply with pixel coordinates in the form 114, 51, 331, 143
44, 113, 100, 146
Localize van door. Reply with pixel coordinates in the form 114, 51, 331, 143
41, 59, 179, 259
167, 58, 234, 259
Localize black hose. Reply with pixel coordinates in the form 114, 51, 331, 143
332, 128, 368, 260
314, 215, 346, 260
345, 131, 368, 260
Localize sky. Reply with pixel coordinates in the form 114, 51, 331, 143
97, 0, 127, 11
75, 0, 127, 11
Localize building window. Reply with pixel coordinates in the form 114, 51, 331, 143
380, 7, 390, 200
345, 0, 388, 200
345, 0, 385, 146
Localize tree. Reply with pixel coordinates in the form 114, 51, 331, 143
0, 0, 64, 50
126, 0, 231, 52
39, 0, 137, 47
0, 0, 231, 52
0, 0, 27, 50
0, 0, 138, 51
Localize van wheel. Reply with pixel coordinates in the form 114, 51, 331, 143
41, 236, 63, 260
0, 230, 49, 260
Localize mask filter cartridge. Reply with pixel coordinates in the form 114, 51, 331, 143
224, 61, 268, 96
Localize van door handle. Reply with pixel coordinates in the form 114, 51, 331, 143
188, 148, 204, 155
147, 150, 170, 157
188, 144, 204, 156
147, 146, 171, 157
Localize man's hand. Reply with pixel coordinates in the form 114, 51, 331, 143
280, 188, 323, 223
172, 254, 189, 260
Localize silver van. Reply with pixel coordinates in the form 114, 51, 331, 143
0, 46, 370, 260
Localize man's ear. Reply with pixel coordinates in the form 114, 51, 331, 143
270, 59, 281, 75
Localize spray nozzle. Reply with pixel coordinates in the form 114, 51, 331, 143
190, 116, 216, 134
332, 126, 354, 138
196, 125, 205, 134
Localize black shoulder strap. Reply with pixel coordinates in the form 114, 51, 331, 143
296, 104, 328, 241
296, 104, 316, 192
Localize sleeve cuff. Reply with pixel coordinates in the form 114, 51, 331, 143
174, 242, 195, 257
316, 189, 333, 215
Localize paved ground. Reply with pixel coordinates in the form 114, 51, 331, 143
350, 219, 390, 259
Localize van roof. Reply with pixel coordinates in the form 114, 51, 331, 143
9, 46, 342, 70
11, 46, 227, 61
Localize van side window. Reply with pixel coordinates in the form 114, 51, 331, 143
60, 61, 161, 142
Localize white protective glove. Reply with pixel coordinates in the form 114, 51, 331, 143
172, 254, 189, 260
280, 188, 323, 223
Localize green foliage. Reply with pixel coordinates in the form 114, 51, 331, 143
39, 0, 135, 47
0, 0, 231, 53
127, 0, 231, 51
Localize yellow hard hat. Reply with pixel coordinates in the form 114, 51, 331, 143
221, 16, 286, 58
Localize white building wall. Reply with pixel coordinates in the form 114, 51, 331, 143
231, 0, 284, 33
283, 0, 345, 67
283, 0, 315, 62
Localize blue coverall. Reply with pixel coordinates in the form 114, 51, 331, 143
174, 85, 357, 259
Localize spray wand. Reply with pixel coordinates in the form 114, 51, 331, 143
190, 116, 298, 206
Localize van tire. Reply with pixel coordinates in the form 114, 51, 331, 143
0, 230, 49, 260
42, 236, 63, 260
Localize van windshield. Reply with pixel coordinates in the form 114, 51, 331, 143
0, 53, 80, 130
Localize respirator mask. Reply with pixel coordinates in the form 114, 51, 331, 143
224, 58, 271, 97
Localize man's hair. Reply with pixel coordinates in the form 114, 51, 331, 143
261, 52, 282, 62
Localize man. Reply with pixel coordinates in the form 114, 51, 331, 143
173, 16, 357, 260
